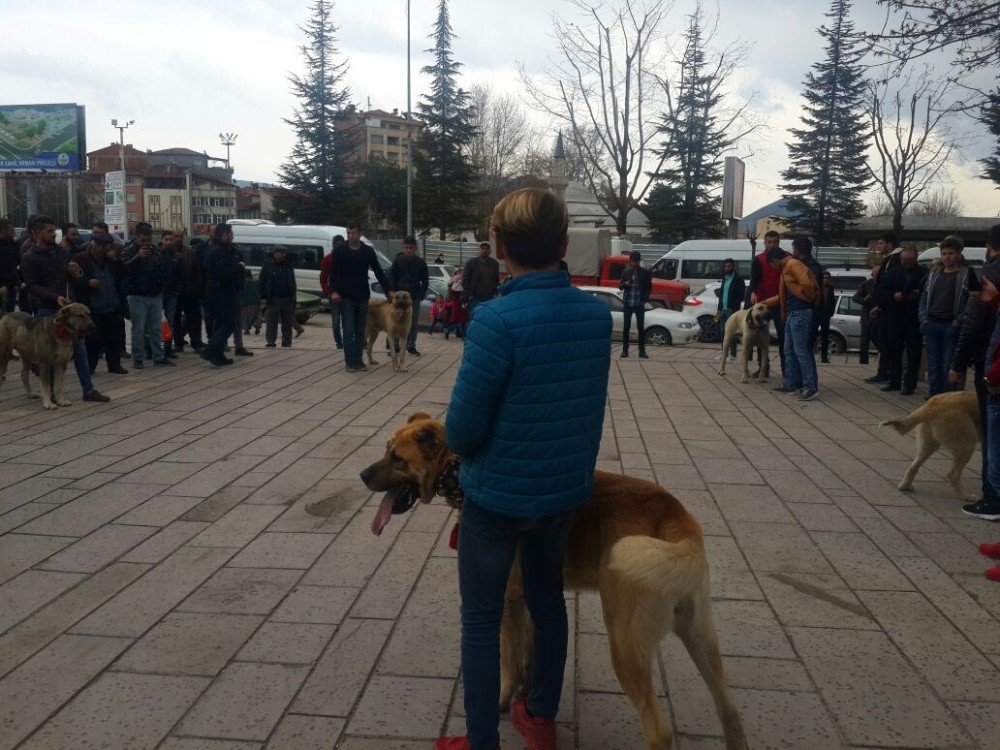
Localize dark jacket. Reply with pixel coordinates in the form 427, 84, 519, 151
20, 243, 70, 309
327, 242, 391, 302
952, 255, 1000, 375
872, 251, 903, 308
69, 249, 125, 312
159, 246, 181, 297
853, 276, 877, 311
820, 284, 837, 319
204, 241, 242, 299
0, 239, 19, 286
879, 264, 927, 318
259, 260, 297, 299
388, 254, 429, 300
120, 243, 165, 296
715, 274, 746, 313
919, 265, 979, 324
176, 246, 203, 297
462, 255, 501, 302
619, 265, 653, 306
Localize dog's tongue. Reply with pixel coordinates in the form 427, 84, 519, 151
371, 488, 405, 536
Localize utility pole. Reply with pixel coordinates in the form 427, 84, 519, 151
406, 0, 413, 238
111, 118, 134, 174
218, 132, 238, 172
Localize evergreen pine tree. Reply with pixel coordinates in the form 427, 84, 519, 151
275, 0, 361, 224
980, 89, 1000, 188
780, 0, 870, 242
645, 6, 730, 241
413, 0, 477, 239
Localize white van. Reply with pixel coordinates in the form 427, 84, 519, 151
227, 223, 390, 299
650, 240, 786, 292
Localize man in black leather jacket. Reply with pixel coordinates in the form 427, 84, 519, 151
950, 224, 1000, 507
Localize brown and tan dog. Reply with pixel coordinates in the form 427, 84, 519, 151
365, 291, 414, 372
0, 304, 94, 410
718, 303, 771, 383
881, 390, 981, 499
360, 412, 747, 750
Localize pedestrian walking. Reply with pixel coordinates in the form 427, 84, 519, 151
259, 245, 297, 348
327, 223, 393, 372
120, 227, 174, 369
158, 230, 181, 359
388, 235, 429, 356
716, 257, 745, 359
619, 250, 652, 359
229, 240, 254, 358
866, 232, 903, 384
320, 235, 346, 349
70, 237, 128, 375
175, 233, 204, 352
435, 187, 611, 750
748, 231, 789, 374
853, 268, 878, 365
201, 224, 241, 367
920, 235, 980, 397
242, 268, 262, 335
462, 241, 501, 321
879, 247, 926, 394
763, 245, 821, 400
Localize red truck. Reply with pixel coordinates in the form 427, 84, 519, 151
564, 228, 689, 310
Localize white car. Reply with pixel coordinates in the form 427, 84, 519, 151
427, 264, 455, 283
578, 286, 700, 346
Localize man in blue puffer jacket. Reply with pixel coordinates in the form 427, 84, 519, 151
438, 188, 612, 750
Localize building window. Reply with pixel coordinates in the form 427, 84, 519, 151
127, 193, 136, 203
370, 134, 384, 144
387, 123, 400, 130
149, 196, 161, 229
387, 151, 399, 161
170, 195, 184, 228
369, 151, 383, 160
387, 136, 400, 146
127, 212, 138, 221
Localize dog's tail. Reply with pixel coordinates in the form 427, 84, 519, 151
606, 535, 706, 604
880, 404, 932, 436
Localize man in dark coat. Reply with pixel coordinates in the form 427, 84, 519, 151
866, 232, 903, 383
878, 246, 927, 395
201, 224, 241, 366
388, 236, 430, 356
619, 250, 653, 358
462, 241, 501, 320
259, 245, 297, 348
70, 236, 128, 374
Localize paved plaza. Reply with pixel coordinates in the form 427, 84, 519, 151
1, 320, 998, 750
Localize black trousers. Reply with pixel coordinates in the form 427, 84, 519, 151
265, 297, 295, 346
206, 295, 236, 358
85, 311, 125, 372
623, 305, 646, 352
874, 312, 890, 378
768, 304, 785, 373
885, 313, 922, 389
1, 283, 15, 313
858, 309, 873, 364
176, 293, 203, 347
819, 315, 831, 359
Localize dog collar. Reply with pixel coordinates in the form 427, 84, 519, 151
435, 457, 464, 509
55, 322, 72, 341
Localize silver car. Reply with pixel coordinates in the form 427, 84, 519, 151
826, 290, 863, 354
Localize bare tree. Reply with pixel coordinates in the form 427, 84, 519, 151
911, 185, 965, 216
521, 0, 672, 236
469, 84, 531, 189
865, 74, 958, 234
867, 192, 893, 216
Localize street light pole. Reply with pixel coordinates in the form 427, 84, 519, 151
406, 0, 413, 238
111, 118, 134, 174
219, 133, 238, 172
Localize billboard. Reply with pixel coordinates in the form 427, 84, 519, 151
0, 103, 86, 171
721, 156, 745, 221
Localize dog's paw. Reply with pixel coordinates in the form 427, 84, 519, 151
27, 392, 39, 399
739, 376, 748, 384
56, 400, 72, 407
43, 402, 58, 410
897, 482, 913, 492
718, 369, 726, 377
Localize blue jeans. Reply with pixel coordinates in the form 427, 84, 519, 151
37, 307, 94, 394
127, 295, 164, 363
459, 499, 572, 750
783, 308, 818, 391
923, 319, 958, 396
329, 301, 343, 348
987, 397, 1000, 498
340, 299, 368, 367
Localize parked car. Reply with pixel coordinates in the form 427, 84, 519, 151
294, 290, 324, 324
427, 264, 455, 283
578, 286, 700, 346
369, 277, 450, 328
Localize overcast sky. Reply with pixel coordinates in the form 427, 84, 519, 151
4, 0, 997, 218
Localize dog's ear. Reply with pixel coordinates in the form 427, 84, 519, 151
407, 412, 432, 424
414, 425, 444, 460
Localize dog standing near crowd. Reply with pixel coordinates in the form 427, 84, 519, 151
718, 302, 771, 384
365, 291, 414, 372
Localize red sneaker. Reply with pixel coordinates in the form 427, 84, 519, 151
979, 542, 1000, 560
986, 565, 1000, 582
511, 698, 557, 750
435, 738, 471, 750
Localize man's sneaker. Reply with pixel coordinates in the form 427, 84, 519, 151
266, 343, 276, 348
108, 366, 129, 375
638, 351, 649, 359
132, 360, 145, 369
979, 542, 1000, 559
962, 498, 1000, 521
82, 389, 110, 403
880, 383, 901, 392
773, 384, 794, 393
346, 365, 357, 373
799, 389, 819, 401
900, 387, 916, 396
407, 347, 421, 357
154, 359, 176, 367
221, 357, 235, 365
511, 698, 557, 750
234, 348, 254, 357
864, 375, 888, 384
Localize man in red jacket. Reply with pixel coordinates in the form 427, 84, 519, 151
748, 230, 788, 374
320, 235, 345, 349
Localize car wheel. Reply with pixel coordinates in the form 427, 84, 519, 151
697, 315, 721, 343
644, 326, 672, 347
817, 332, 846, 356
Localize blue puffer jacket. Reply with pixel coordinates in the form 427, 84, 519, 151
445, 271, 612, 518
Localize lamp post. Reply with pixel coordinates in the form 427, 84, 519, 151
219, 132, 238, 171
111, 118, 134, 174
406, 0, 413, 238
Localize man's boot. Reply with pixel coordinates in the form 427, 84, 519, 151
620, 346, 629, 358
638, 346, 649, 359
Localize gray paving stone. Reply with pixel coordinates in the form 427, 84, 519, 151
787, 502, 859, 531
236, 622, 335, 664
0, 634, 131, 750
730, 687, 843, 749
72, 546, 235, 637
35, 523, 157, 573
577, 690, 671, 750
266, 479, 370, 534
0, 477, 74, 515
264, 714, 345, 750
292, 619, 393, 716
115, 492, 206, 526
229, 532, 334, 569
189, 505, 286, 548
710, 599, 796, 659
348, 675, 453, 738
114, 612, 263, 676
0, 533, 72, 584
160, 740, 261, 750
758, 571, 877, 630
19, 671, 209, 750
16, 482, 165, 537
179, 567, 300, 615
167, 455, 265, 498
351, 531, 435, 619
790, 627, 969, 747
0, 502, 56, 535
302, 510, 405, 588
180, 485, 255, 523
704, 535, 764, 601
0, 569, 85, 632
729, 521, 836, 576
709, 484, 796, 524
908, 530, 986, 574
120, 520, 210, 563
721, 656, 814, 692
809, 530, 915, 590
177, 662, 309, 741
948, 700, 1000, 749
271, 585, 359, 624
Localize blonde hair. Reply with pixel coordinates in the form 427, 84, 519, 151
490, 188, 568, 268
